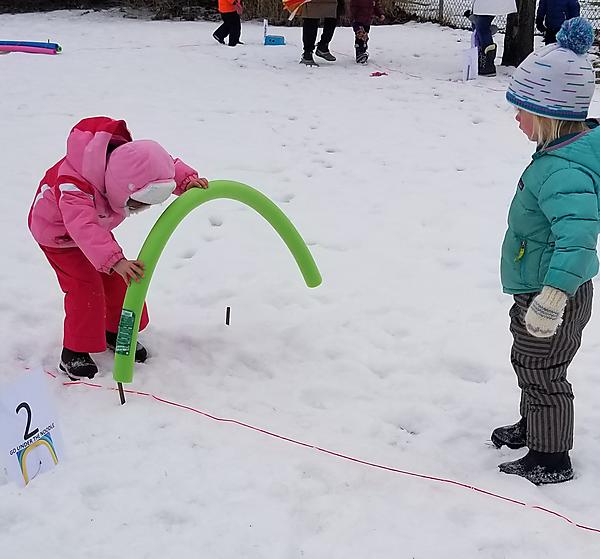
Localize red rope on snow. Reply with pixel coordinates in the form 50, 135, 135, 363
45, 370, 600, 535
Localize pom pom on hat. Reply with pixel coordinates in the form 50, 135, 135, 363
506, 17, 595, 121
556, 17, 594, 55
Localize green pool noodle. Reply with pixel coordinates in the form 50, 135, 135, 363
113, 180, 322, 384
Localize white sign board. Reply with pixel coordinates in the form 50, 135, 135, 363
0, 370, 63, 486
463, 47, 479, 81
463, 30, 479, 82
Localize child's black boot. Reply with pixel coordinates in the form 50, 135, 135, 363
355, 27, 369, 64
499, 449, 574, 485
478, 43, 497, 76
106, 331, 148, 363
491, 417, 526, 449
60, 348, 98, 380
356, 50, 369, 64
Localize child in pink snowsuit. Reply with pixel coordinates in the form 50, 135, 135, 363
28, 116, 208, 380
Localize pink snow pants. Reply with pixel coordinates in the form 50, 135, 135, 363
41, 245, 149, 353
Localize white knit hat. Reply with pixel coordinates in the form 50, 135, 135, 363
506, 18, 596, 121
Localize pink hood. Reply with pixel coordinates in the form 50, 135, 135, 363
64, 116, 132, 192
105, 140, 176, 215
28, 116, 198, 273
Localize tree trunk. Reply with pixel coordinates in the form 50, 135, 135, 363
501, 0, 536, 67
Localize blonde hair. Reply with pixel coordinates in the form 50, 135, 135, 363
532, 114, 588, 148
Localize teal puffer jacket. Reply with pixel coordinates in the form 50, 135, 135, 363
501, 125, 600, 296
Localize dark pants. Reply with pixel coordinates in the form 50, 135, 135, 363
214, 12, 241, 46
509, 281, 593, 452
471, 14, 494, 48
302, 17, 337, 54
353, 22, 371, 54
544, 28, 558, 45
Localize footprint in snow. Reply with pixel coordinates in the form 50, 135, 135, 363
277, 193, 295, 203
179, 248, 197, 259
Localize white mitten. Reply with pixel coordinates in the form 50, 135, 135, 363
525, 286, 568, 338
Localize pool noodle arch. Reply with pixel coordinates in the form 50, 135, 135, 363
113, 180, 322, 384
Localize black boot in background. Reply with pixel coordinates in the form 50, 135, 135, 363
355, 27, 369, 64
300, 51, 319, 66
315, 47, 336, 61
499, 449, 574, 485
479, 43, 497, 76
491, 417, 527, 449
60, 348, 98, 380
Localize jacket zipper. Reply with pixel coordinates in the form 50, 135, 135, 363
515, 240, 526, 262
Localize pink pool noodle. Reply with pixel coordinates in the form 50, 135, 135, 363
0, 45, 58, 54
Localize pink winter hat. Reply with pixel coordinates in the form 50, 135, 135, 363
104, 139, 176, 214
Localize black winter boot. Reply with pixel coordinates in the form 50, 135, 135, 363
491, 418, 527, 449
355, 27, 369, 64
478, 43, 497, 76
106, 331, 148, 363
300, 51, 319, 66
60, 348, 98, 380
356, 50, 368, 64
499, 449, 574, 485
315, 47, 336, 61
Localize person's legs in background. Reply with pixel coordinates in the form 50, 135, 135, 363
472, 14, 494, 48
353, 22, 370, 63
472, 14, 497, 76
227, 11, 242, 46
316, 17, 337, 60
544, 27, 558, 45
301, 17, 319, 64
213, 12, 232, 44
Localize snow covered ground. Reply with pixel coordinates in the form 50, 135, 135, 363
2, 9, 600, 558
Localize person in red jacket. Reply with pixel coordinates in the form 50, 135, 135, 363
350, 0, 385, 64
213, 0, 243, 47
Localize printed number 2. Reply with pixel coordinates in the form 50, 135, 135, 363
15, 402, 39, 441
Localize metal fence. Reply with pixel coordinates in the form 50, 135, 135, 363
394, 0, 600, 31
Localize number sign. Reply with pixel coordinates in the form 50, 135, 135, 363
0, 370, 63, 486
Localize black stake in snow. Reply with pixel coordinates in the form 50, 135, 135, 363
118, 382, 126, 405
226, 306, 231, 325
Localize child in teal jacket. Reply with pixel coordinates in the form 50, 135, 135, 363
492, 18, 599, 485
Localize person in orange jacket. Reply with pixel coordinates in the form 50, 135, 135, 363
213, 0, 243, 46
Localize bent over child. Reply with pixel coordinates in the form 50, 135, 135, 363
28, 116, 208, 380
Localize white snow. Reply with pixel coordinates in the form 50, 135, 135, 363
2, 9, 600, 557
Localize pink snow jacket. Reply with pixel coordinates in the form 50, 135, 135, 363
28, 117, 198, 273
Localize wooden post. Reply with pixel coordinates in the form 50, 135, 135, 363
117, 382, 126, 405
501, 0, 536, 67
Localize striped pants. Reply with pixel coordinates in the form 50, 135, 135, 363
509, 281, 593, 452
